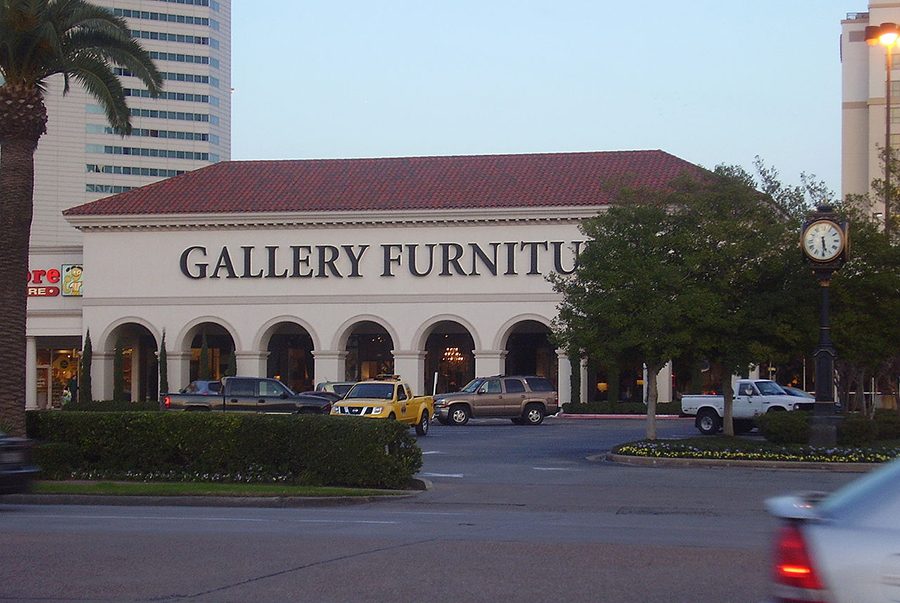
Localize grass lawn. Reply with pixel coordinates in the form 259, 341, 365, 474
614, 436, 900, 463
32, 481, 405, 497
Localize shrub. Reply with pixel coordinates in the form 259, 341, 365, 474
874, 409, 900, 440
61, 400, 160, 412
32, 442, 82, 479
838, 413, 878, 446
757, 411, 810, 444
25, 411, 422, 489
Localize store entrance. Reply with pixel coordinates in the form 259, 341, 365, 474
35, 336, 82, 408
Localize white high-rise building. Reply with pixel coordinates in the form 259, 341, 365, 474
32, 0, 231, 247
26, 0, 231, 409
841, 3, 900, 215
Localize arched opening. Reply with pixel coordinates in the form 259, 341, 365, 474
105, 323, 158, 402
186, 322, 236, 382
344, 321, 393, 381
423, 321, 475, 394
265, 323, 315, 393
585, 358, 646, 403
504, 320, 557, 385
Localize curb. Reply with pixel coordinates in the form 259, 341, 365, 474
554, 414, 689, 420
601, 453, 880, 473
2, 477, 432, 508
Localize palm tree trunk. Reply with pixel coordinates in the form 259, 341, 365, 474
0, 137, 39, 436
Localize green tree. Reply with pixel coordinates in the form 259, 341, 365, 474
0, 0, 162, 434
223, 348, 236, 377
113, 340, 124, 401
676, 167, 818, 435
158, 330, 168, 396
551, 197, 696, 439
831, 204, 900, 413
198, 332, 210, 380
552, 164, 822, 438
78, 329, 92, 404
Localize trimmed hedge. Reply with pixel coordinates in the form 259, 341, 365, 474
874, 409, 900, 440
26, 411, 422, 489
756, 411, 810, 444
62, 400, 160, 412
562, 400, 682, 415
757, 410, 900, 447
837, 413, 878, 446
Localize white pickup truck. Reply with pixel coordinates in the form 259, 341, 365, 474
681, 379, 814, 435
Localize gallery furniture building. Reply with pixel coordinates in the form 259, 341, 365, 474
28, 150, 701, 408
27, 0, 231, 408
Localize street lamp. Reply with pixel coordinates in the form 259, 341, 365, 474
866, 22, 899, 238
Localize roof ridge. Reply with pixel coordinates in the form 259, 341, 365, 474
63, 149, 702, 218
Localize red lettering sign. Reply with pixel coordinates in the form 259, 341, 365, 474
28, 286, 60, 297
28, 268, 60, 284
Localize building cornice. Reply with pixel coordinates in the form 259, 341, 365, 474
28, 245, 84, 255
63, 206, 605, 231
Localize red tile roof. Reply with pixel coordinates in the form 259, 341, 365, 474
64, 150, 703, 216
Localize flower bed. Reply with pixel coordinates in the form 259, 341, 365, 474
614, 437, 900, 464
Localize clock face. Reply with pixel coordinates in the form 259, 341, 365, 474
802, 220, 844, 262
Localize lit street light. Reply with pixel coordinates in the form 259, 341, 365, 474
866, 21, 898, 238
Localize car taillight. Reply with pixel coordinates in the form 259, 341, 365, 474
164, 395, 171, 409
773, 524, 825, 601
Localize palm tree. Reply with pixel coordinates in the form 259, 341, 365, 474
0, 0, 162, 435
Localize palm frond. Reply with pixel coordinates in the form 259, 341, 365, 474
67, 52, 130, 132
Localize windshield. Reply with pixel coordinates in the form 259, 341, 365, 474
460, 379, 485, 393
818, 457, 900, 520
345, 383, 394, 400
333, 384, 354, 396
755, 381, 786, 396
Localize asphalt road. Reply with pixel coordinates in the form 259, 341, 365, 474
0, 417, 864, 603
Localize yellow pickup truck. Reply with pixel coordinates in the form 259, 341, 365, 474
330, 376, 434, 436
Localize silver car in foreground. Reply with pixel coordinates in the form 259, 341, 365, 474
766, 456, 900, 603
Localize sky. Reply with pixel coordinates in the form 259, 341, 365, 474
231, 0, 853, 196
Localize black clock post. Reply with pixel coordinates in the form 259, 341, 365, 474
801, 204, 848, 446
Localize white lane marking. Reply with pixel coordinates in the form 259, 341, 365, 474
421, 450, 444, 455
532, 467, 578, 472
421, 472, 464, 478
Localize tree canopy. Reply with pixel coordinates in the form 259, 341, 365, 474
552, 163, 823, 437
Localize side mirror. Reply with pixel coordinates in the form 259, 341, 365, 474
280, 392, 289, 399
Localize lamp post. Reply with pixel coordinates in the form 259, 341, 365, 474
866, 22, 899, 239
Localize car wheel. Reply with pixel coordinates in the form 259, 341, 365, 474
523, 403, 545, 425
388, 412, 396, 420
767, 406, 786, 413
415, 411, 429, 436
696, 409, 720, 435
448, 405, 470, 426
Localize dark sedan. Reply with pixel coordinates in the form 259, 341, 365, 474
0, 432, 39, 494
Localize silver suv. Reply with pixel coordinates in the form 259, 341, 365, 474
433, 376, 558, 426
